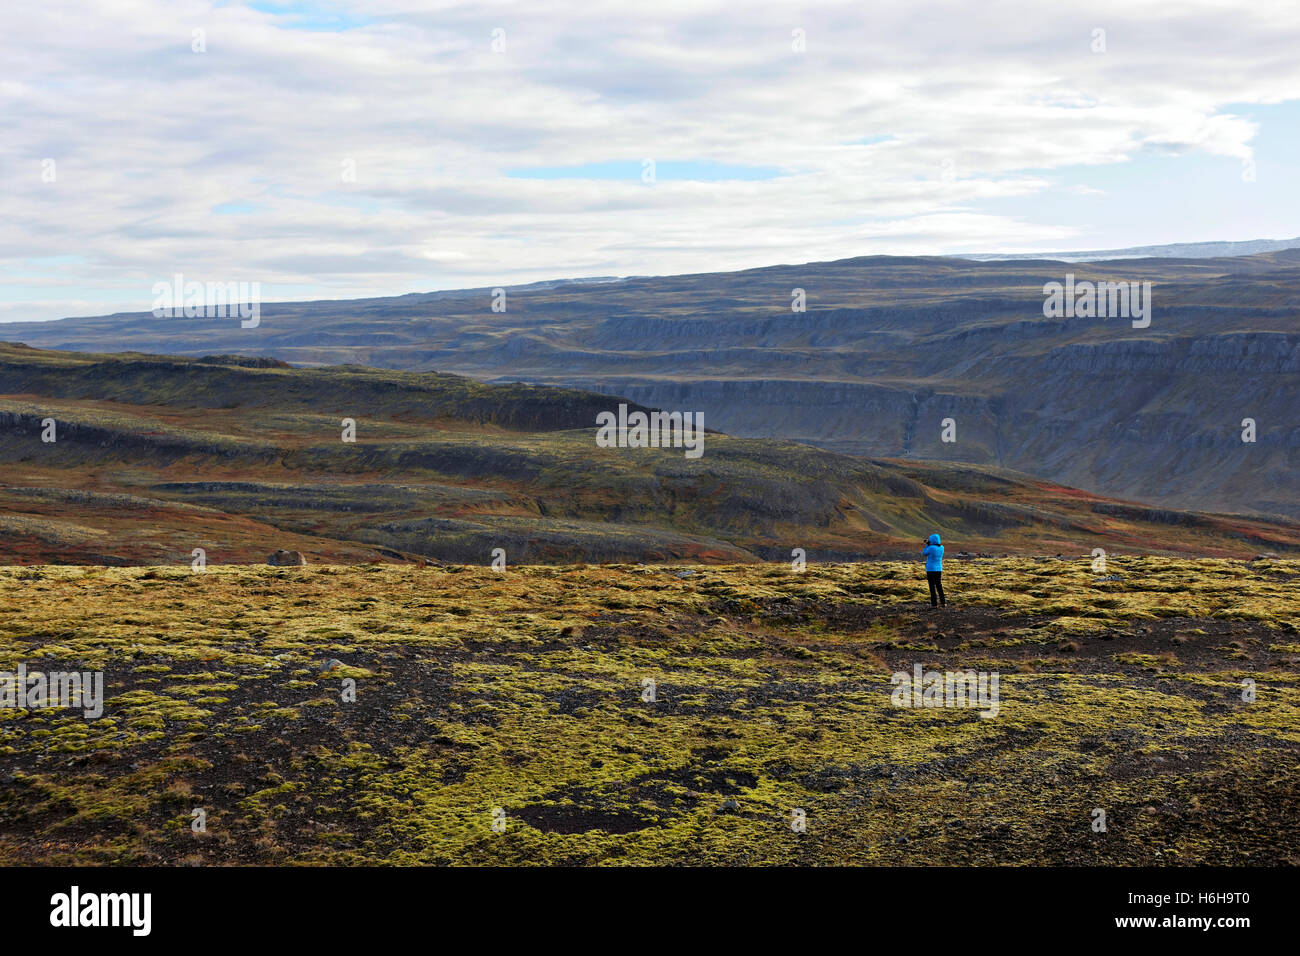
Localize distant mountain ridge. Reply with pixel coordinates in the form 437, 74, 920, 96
8, 249, 1299, 520
964, 236, 1300, 262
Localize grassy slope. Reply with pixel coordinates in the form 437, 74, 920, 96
2, 345, 1298, 564
0, 557, 1296, 865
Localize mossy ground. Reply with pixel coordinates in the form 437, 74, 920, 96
1, 557, 1297, 865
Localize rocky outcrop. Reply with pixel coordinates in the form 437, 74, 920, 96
267, 550, 307, 566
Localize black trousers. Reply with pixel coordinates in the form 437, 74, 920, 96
927, 570, 945, 606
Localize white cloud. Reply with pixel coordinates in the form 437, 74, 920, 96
2, 0, 1299, 321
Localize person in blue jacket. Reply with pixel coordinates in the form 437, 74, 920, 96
922, 533, 946, 607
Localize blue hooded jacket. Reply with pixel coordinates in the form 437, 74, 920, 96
923, 534, 944, 572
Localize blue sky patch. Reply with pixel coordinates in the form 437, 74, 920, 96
246, 1, 376, 32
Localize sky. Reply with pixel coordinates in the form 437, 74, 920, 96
3, 0, 1300, 323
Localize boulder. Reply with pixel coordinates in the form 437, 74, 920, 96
267, 549, 307, 567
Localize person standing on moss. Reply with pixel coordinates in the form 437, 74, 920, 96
923, 533, 946, 607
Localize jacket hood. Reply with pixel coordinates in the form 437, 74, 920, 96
928, 534, 941, 545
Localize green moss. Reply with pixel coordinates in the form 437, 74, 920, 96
1, 559, 1297, 865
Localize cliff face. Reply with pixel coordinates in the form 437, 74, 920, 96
9, 251, 1299, 516
571, 329, 1298, 515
